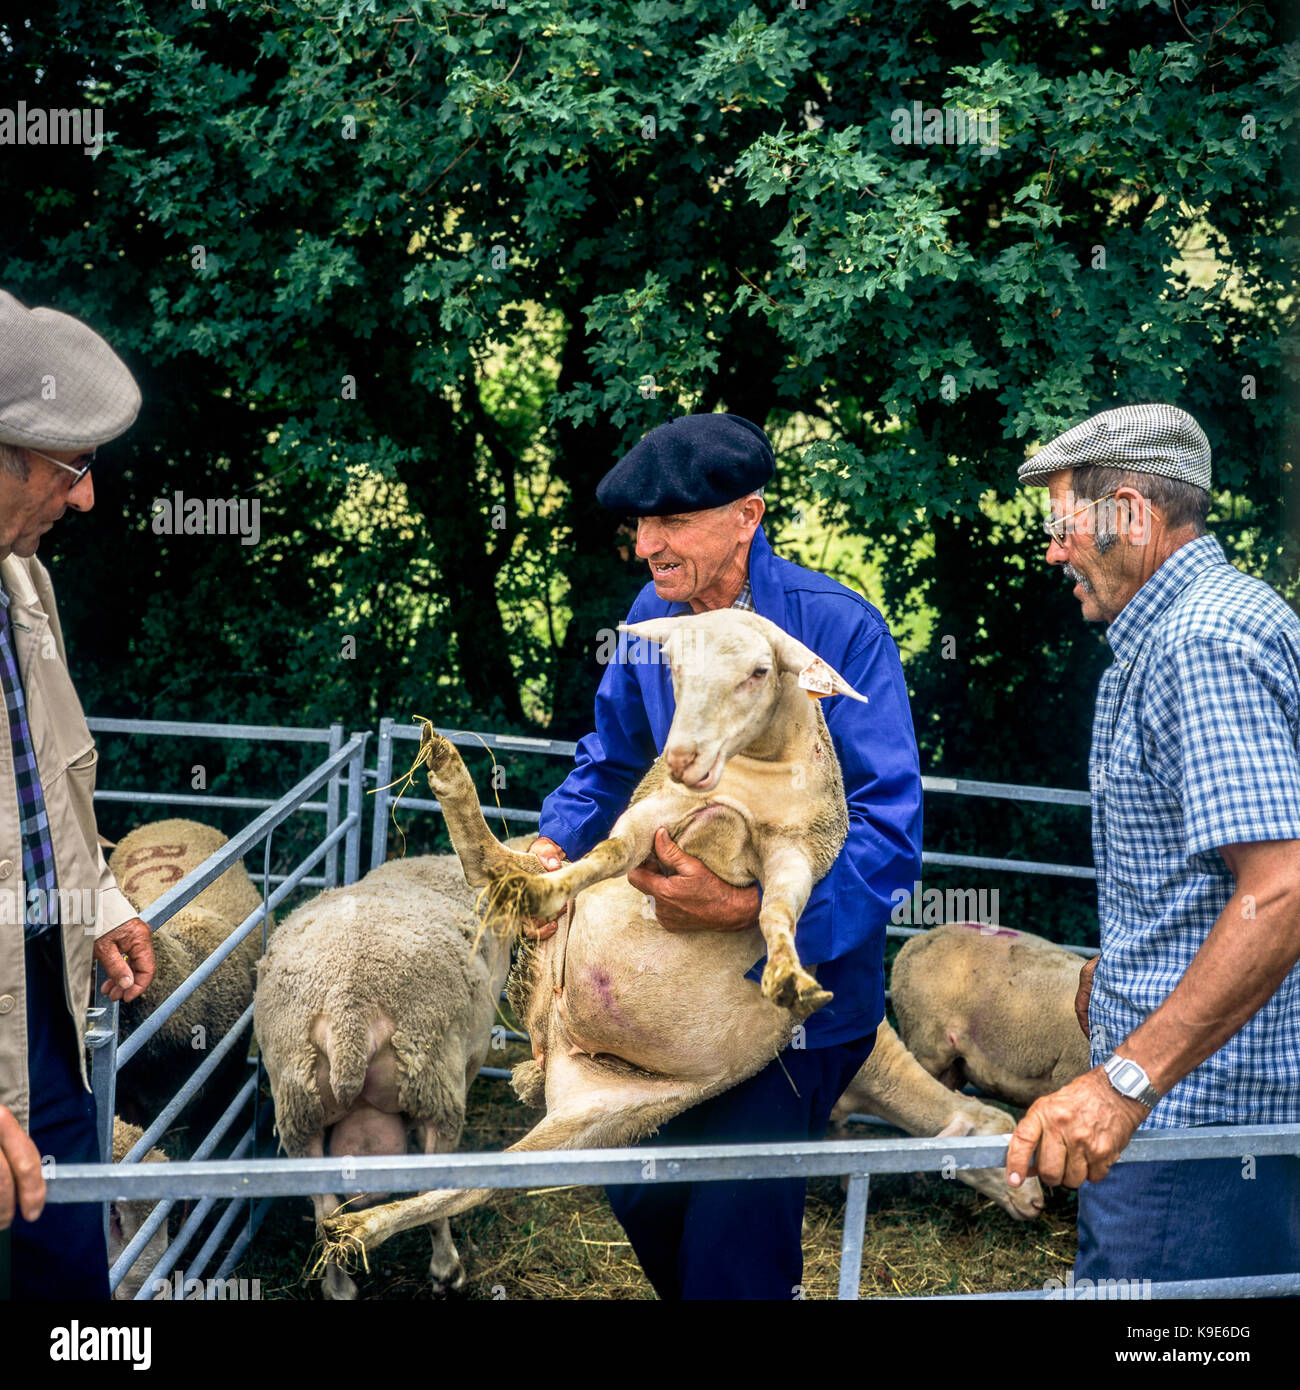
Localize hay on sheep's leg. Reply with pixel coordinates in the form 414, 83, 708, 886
309, 1191, 362, 1300
322, 1185, 497, 1258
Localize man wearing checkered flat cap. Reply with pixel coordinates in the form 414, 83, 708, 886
0, 289, 156, 1299
1006, 402, 1300, 1285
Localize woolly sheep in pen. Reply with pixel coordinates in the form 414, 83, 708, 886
828, 1018, 1045, 1219
253, 848, 514, 1300
107, 819, 270, 1130
891, 921, 1092, 1104
108, 1118, 170, 1302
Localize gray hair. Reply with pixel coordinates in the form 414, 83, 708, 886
1072, 463, 1210, 540
0, 444, 30, 479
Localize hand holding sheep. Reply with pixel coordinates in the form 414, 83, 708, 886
93, 916, 156, 1003
522, 837, 568, 940
1005, 1067, 1148, 1190
626, 827, 761, 933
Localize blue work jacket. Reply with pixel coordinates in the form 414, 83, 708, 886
539, 526, 924, 1048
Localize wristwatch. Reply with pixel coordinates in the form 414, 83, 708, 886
1102, 1053, 1161, 1111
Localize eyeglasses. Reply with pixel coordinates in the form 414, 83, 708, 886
1041, 490, 1118, 546
24, 446, 96, 487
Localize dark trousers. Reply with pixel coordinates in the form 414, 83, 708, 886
1075, 1126, 1300, 1285
605, 1031, 876, 1300
7, 931, 109, 1300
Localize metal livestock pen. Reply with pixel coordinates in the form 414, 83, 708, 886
35, 717, 1300, 1300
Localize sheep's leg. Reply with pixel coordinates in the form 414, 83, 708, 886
509, 799, 666, 922
306, 1136, 359, 1300
755, 845, 832, 1020
419, 1122, 466, 1294
421, 730, 545, 889
321, 1044, 759, 1260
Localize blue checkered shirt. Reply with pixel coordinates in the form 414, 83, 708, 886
1088, 535, 1300, 1128
0, 586, 58, 941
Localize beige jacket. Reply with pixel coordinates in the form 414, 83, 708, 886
0, 554, 135, 1131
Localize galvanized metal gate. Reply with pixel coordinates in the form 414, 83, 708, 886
38, 717, 1300, 1300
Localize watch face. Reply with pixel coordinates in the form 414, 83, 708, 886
1109, 1058, 1144, 1093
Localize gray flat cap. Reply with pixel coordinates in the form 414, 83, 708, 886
1018, 403, 1211, 491
0, 289, 141, 450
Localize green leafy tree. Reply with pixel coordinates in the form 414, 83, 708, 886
1, 0, 1293, 928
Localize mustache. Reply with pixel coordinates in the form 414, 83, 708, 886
1063, 564, 1094, 593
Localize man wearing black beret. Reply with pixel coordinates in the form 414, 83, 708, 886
528, 412, 923, 1299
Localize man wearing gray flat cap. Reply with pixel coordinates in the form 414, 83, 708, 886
1005, 402, 1300, 1285
0, 289, 156, 1299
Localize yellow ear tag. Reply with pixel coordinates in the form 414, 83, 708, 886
798, 659, 834, 700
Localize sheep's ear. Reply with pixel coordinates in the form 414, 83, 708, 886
770, 630, 869, 704
618, 618, 683, 647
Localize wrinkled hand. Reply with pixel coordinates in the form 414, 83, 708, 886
1076, 954, 1099, 1038
626, 827, 760, 933
1005, 1067, 1148, 1190
522, 837, 568, 941
93, 917, 156, 1003
0, 1104, 45, 1229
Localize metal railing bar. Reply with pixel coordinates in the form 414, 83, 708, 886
186, 1189, 257, 1293
47, 1125, 1300, 1202
325, 723, 344, 889
383, 724, 580, 757
136, 1127, 255, 1293
385, 794, 540, 823
837, 1174, 871, 1301
921, 851, 1096, 880
109, 1075, 257, 1292
251, 874, 328, 889
88, 718, 338, 743
130, 737, 363, 934
94, 792, 330, 813
206, 1211, 258, 1294
920, 775, 1091, 807
120, 1005, 255, 1159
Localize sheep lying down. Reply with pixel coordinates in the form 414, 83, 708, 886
892, 921, 1091, 1103
322, 610, 864, 1263
828, 1019, 1045, 1220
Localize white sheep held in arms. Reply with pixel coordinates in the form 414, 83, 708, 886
321, 608, 873, 1261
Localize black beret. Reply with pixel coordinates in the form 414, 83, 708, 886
596, 413, 775, 516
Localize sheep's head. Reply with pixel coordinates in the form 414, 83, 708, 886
621, 610, 866, 791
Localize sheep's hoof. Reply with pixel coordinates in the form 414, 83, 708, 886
322, 1263, 359, 1301
419, 727, 458, 782
316, 1213, 373, 1276
429, 1258, 466, 1296
761, 960, 832, 1020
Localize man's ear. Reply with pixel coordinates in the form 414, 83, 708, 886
768, 628, 869, 704
1116, 486, 1154, 545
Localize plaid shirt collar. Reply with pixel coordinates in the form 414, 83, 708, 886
731, 576, 755, 612
1103, 535, 1226, 666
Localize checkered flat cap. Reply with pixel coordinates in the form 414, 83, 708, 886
0, 289, 141, 450
1018, 403, 1211, 491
